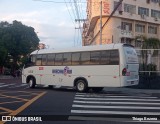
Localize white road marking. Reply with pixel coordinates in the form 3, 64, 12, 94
71, 110, 160, 115
73, 100, 160, 105
0, 84, 16, 88
75, 94, 158, 99
75, 97, 160, 101
9, 84, 28, 88
72, 104, 160, 110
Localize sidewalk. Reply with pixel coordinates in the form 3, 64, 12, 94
0, 75, 14, 79
0, 75, 21, 83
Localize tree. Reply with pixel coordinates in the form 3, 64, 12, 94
136, 36, 160, 71
0, 20, 40, 72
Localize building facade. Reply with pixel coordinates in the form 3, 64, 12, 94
82, 0, 160, 47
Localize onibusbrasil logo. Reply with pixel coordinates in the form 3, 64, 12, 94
52, 66, 72, 76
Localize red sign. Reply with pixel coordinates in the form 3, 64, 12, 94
103, 2, 110, 14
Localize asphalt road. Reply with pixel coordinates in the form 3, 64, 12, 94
0, 78, 160, 124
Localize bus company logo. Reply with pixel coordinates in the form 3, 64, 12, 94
52, 66, 72, 76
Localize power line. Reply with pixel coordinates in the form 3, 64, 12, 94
33, 0, 101, 3
69, 0, 76, 19
33, 0, 86, 3
64, 0, 76, 26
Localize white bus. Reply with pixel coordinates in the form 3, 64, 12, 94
22, 43, 139, 92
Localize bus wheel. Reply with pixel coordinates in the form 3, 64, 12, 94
92, 87, 104, 92
29, 78, 36, 88
76, 80, 88, 92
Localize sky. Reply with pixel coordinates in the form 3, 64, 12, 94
0, 0, 87, 48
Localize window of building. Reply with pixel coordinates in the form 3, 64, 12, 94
148, 26, 157, 34
55, 53, 63, 66
124, 3, 136, 14
42, 54, 47, 66
47, 54, 55, 65
138, 7, 149, 16
90, 51, 100, 65
151, 9, 160, 18
81, 52, 90, 65
135, 24, 145, 33
63, 53, 71, 65
72, 53, 80, 65
121, 22, 132, 31
36, 55, 42, 66
150, 0, 160, 3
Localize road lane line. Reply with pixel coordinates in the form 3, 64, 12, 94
73, 100, 160, 105
71, 110, 160, 115
9, 91, 46, 116
72, 104, 160, 110
0, 92, 46, 124
0, 111, 10, 115
75, 97, 160, 101
0, 107, 13, 113
0, 101, 24, 105
0, 94, 29, 102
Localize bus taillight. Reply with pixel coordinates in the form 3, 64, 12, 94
122, 68, 127, 76
122, 68, 130, 76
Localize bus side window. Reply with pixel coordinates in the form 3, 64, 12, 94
42, 54, 47, 66
55, 53, 63, 66
72, 53, 80, 65
110, 50, 119, 65
100, 50, 110, 65
47, 54, 55, 66
81, 52, 90, 65
90, 51, 100, 65
63, 53, 71, 65
36, 55, 42, 66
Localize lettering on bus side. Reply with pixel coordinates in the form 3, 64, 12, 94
52, 66, 72, 76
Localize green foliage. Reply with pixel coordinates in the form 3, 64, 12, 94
0, 20, 39, 70
136, 36, 160, 72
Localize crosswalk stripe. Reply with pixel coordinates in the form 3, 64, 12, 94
75, 97, 160, 101
72, 104, 160, 110
75, 94, 158, 99
72, 93, 160, 122
0, 83, 5, 85
9, 84, 28, 88
73, 100, 160, 105
71, 110, 160, 115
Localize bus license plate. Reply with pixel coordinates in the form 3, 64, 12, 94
131, 81, 134, 84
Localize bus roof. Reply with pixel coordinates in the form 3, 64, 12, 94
31, 43, 133, 55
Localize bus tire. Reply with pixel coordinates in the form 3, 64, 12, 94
92, 87, 104, 92
29, 77, 36, 88
76, 80, 88, 92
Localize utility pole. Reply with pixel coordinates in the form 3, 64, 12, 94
100, 1, 102, 45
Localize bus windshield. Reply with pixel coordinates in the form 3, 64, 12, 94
25, 55, 36, 68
